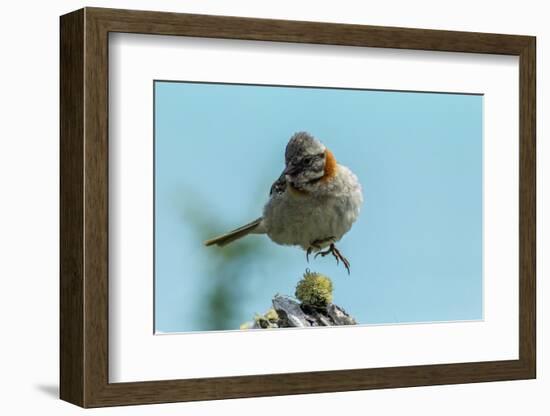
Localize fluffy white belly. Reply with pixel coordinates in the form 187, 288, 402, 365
262, 166, 362, 250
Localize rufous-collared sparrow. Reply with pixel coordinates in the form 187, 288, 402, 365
205, 132, 363, 273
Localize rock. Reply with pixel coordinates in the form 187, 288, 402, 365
327, 304, 357, 325
272, 295, 310, 327
239, 271, 358, 329
262, 294, 357, 328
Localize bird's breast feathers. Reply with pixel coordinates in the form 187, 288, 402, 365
263, 164, 363, 250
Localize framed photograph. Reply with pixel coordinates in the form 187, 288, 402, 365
60, 7, 536, 408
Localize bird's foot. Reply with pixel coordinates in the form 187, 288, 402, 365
306, 237, 335, 263
314, 243, 351, 275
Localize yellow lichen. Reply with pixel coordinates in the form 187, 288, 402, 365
264, 308, 279, 322
249, 308, 280, 329
295, 270, 333, 306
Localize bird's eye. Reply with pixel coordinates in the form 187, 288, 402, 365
303, 156, 312, 165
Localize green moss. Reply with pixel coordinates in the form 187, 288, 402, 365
242, 308, 280, 329
263, 308, 279, 322
295, 271, 333, 307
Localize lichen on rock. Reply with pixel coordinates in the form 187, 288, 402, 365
295, 270, 334, 307
240, 307, 280, 329
240, 270, 357, 329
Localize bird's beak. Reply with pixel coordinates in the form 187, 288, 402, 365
284, 163, 300, 176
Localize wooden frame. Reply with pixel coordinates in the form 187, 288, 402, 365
60, 7, 536, 408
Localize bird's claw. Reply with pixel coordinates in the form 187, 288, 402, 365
312, 243, 351, 275
313, 248, 330, 259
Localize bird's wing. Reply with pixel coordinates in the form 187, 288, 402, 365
270, 170, 287, 196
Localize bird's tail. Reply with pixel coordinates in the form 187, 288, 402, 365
204, 217, 264, 247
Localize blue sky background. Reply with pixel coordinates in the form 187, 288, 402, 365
154, 81, 483, 333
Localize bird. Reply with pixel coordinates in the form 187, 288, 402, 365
204, 131, 363, 274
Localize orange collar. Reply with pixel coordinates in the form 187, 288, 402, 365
321, 149, 337, 182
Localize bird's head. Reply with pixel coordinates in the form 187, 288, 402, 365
284, 132, 336, 188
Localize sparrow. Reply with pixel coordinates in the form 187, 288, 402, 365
204, 132, 363, 274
